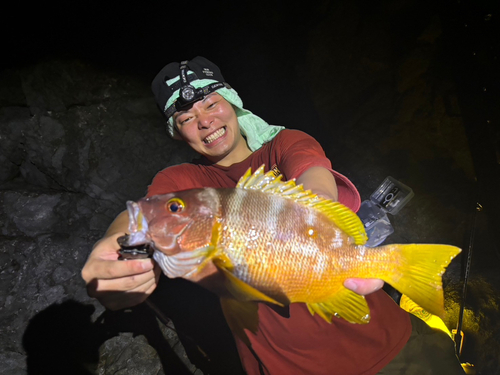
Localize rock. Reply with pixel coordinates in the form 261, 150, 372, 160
98, 333, 163, 375
0, 56, 200, 375
0, 351, 27, 375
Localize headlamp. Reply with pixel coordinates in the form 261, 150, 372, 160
180, 85, 196, 102
176, 61, 196, 108
164, 60, 230, 119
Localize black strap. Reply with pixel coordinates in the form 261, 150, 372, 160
164, 82, 231, 118
179, 61, 190, 86
167, 72, 198, 92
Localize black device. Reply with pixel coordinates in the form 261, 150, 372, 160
164, 60, 229, 118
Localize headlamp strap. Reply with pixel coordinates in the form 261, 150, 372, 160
179, 60, 190, 86
163, 60, 231, 119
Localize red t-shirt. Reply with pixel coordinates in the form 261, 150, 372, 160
147, 129, 411, 375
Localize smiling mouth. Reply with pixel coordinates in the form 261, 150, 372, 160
203, 127, 226, 144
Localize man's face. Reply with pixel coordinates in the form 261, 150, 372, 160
173, 93, 248, 165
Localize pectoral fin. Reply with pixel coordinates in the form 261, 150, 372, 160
220, 298, 259, 347
307, 287, 371, 324
216, 266, 284, 306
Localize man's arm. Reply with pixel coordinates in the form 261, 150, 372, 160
296, 166, 384, 296
296, 166, 338, 201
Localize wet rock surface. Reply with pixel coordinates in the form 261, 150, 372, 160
1, 1, 499, 374
0, 61, 202, 374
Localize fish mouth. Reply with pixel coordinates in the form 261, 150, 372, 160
203, 126, 226, 144
124, 201, 150, 246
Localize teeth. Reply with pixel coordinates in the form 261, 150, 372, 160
204, 127, 226, 144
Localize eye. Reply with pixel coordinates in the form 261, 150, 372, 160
166, 198, 185, 213
179, 116, 192, 125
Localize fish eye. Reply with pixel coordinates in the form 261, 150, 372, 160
166, 198, 185, 213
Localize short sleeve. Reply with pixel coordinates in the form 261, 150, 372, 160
275, 130, 332, 181
274, 130, 361, 211
146, 165, 189, 197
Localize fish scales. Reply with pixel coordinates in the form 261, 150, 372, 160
220, 189, 290, 299
217, 188, 370, 303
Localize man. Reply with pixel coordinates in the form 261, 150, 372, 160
82, 56, 464, 374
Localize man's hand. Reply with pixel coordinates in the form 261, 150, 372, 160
344, 278, 384, 295
81, 232, 160, 310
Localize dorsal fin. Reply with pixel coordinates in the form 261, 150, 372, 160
236, 165, 368, 245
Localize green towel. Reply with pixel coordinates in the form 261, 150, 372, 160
165, 76, 284, 151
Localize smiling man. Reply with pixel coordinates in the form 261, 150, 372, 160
173, 92, 252, 166
82, 57, 464, 375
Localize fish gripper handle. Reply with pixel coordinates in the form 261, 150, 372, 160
117, 234, 153, 260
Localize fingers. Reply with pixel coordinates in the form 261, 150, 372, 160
82, 231, 154, 282
88, 266, 155, 293
344, 278, 384, 296
90, 233, 128, 261
85, 257, 154, 280
86, 268, 158, 310
82, 232, 159, 310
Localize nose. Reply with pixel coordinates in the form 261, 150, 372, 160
198, 112, 214, 129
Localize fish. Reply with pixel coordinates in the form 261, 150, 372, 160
123, 165, 461, 342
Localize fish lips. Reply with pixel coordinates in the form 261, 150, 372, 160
125, 201, 150, 246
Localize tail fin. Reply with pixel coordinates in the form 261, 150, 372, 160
380, 244, 461, 317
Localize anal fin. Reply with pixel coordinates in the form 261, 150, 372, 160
307, 287, 371, 324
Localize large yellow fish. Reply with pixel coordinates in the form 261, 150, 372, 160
124, 166, 460, 341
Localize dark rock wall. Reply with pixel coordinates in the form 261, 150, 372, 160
0, 61, 199, 374
1, 60, 195, 201
1, 1, 499, 374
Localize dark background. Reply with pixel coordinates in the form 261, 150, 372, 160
1, 0, 499, 374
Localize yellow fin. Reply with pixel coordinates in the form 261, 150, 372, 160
312, 201, 367, 245
185, 220, 222, 275
378, 244, 461, 317
236, 167, 254, 188
220, 298, 259, 347
236, 165, 282, 190
184, 220, 222, 275
306, 288, 371, 324
236, 165, 368, 245
216, 266, 284, 306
